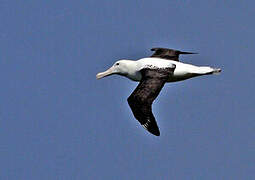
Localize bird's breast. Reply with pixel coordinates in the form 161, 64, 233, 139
126, 71, 142, 82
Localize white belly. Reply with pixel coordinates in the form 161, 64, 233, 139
137, 58, 201, 82
127, 58, 214, 82
168, 63, 199, 82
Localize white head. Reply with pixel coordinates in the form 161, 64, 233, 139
96, 60, 136, 79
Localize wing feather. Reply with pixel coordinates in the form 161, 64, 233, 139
127, 67, 175, 136
151, 47, 197, 61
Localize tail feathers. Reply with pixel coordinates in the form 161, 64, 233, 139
196, 67, 221, 75
212, 68, 221, 75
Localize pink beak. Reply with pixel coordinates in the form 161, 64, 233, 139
96, 66, 115, 79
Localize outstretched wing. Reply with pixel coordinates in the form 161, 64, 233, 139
127, 67, 175, 136
151, 47, 197, 61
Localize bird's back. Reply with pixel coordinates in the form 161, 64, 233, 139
137, 58, 206, 82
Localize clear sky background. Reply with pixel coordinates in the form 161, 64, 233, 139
0, 0, 254, 179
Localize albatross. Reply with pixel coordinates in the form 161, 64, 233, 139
96, 48, 221, 136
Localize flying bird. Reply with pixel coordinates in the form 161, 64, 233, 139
96, 48, 221, 136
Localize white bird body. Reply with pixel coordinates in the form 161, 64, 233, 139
102, 58, 219, 82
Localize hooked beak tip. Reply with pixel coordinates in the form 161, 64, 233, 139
96, 73, 104, 79
96, 68, 114, 80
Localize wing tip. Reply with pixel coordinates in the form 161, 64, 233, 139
142, 124, 160, 136
179, 51, 199, 55
149, 129, 160, 136
152, 131, 160, 136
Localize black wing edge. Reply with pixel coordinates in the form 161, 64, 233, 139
150, 47, 198, 61
127, 98, 160, 136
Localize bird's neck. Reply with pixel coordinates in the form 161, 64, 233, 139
122, 60, 142, 82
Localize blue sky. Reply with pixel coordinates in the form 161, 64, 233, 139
0, 0, 254, 179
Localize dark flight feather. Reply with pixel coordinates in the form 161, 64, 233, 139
151, 47, 197, 61
127, 66, 176, 136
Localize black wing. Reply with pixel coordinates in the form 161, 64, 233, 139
127, 67, 176, 136
151, 47, 197, 61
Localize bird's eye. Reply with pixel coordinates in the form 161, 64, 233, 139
116, 63, 120, 66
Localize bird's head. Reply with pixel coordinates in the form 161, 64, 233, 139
96, 60, 135, 79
